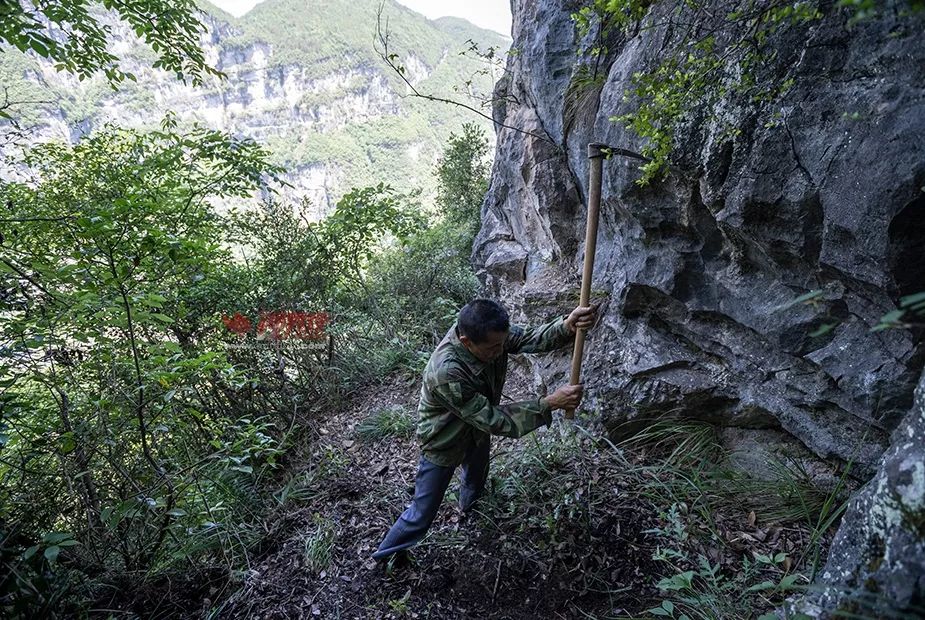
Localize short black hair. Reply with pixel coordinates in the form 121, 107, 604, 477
457, 299, 510, 344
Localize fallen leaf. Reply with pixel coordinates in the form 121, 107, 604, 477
343, 440, 354, 449
372, 462, 389, 475
767, 526, 782, 544
747, 510, 756, 526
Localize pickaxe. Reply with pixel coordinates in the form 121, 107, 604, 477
565, 142, 649, 420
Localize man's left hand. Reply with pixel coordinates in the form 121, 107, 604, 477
564, 305, 597, 334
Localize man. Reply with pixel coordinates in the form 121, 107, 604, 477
372, 298, 596, 567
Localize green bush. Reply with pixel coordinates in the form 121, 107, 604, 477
0, 119, 286, 613
435, 122, 491, 239
0, 88, 490, 614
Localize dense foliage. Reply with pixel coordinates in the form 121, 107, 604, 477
0, 0, 219, 89
0, 93, 489, 615
435, 122, 491, 238
1, 13, 493, 612
0, 119, 279, 612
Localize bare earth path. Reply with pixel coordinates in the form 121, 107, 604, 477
215, 365, 830, 619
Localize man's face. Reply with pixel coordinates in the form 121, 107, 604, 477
460, 330, 508, 363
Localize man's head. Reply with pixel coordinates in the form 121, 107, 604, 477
457, 299, 510, 363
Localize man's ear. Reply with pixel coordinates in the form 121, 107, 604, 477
458, 334, 472, 347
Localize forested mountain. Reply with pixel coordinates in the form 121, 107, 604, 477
0, 0, 506, 215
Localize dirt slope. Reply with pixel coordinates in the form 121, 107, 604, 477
211, 363, 830, 619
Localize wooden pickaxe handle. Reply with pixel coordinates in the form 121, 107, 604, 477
565, 143, 607, 419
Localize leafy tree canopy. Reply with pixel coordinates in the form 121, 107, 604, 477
0, 0, 221, 88
435, 122, 490, 239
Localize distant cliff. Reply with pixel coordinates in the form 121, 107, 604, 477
477, 0, 924, 615
0, 0, 507, 215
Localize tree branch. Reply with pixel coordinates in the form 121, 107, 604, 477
374, 3, 557, 147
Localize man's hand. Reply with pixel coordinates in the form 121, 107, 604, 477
564, 305, 597, 334
543, 384, 583, 411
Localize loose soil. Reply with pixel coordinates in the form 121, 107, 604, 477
203, 365, 831, 619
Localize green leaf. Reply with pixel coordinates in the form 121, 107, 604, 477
152, 313, 174, 323
662, 600, 675, 613
779, 573, 800, 589
30, 41, 49, 57
44, 545, 61, 563
58, 434, 76, 455
774, 289, 824, 312
658, 571, 694, 591
746, 580, 776, 592
872, 309, 906, 331
144, 294, 166, 308
900, 291, 925, 309
42, 532, 73, 545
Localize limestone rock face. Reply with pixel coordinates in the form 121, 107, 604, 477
787, 369, 925, 617
476, 2, 923, 612
477, 0, 924, 474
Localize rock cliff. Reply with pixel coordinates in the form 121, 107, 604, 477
476, 0, 924, 613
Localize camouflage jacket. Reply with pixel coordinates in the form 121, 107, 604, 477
416, 315, 574, 467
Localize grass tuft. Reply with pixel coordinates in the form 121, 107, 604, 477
355, 405, 416, 442
618, 419, 847, 527
303, 513, 336, 575
471, 417, 854, 618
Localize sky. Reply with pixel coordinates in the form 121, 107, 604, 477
211, 1, 512, 36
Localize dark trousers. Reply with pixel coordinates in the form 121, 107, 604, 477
373, 437, 490, 560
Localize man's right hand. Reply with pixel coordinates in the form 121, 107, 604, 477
544, 384, 583, 411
